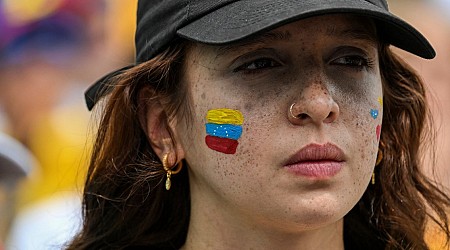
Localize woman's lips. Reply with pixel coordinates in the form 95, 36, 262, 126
283, 143, 345, 178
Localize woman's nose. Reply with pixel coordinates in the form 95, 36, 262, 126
288, 83, 340, 126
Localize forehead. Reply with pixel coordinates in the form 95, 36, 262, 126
274, 14, 377, 40
191, 14, 378, 56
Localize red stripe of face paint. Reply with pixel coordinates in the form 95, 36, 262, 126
205, 135, 239, 154
376, 125, 381, 141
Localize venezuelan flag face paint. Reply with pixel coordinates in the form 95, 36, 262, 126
205, 109, 244, 154
374, 97, 383, 141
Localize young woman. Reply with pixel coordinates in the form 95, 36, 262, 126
69, 1, 450, 249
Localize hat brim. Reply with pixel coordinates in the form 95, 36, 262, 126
177, 0, 435, 59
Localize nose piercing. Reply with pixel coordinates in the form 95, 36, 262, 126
289, 103, 300, 119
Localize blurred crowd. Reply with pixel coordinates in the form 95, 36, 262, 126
0, 0, 135, 248
0, 0, 448, 249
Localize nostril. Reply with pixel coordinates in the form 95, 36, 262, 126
298, 113, 309, 120
324, 110, 338, 123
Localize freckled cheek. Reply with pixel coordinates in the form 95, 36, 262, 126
346, 105, 381, 176
234, 123, 269, 158
184, 104, 260, 173
181, 115, 250, 192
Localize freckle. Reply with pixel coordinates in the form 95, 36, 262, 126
244, 102, 253, 112
201, 92, 206, 99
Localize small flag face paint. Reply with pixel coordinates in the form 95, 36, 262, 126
370, 109, 379, 119
378, 97, 383, 107
205, 109, 244, 154
374, 97, 382, 141
376, 125, 381, 141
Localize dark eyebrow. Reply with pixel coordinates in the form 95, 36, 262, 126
215, 30, 292, 57
326, 26, 378, 47
214, 25, 377, 58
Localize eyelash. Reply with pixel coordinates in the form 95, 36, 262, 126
233, 54, 374, 75
331, 55, 374, 70
233, 58, 281, 74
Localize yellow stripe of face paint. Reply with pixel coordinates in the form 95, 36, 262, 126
206, 109, 244, 125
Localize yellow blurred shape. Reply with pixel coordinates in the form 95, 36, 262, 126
425, 221, 450, 250
106, 0, 137, 55
3, 0, 62, 25
16, 105, 91, 208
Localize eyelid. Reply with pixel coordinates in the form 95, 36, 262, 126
229, 48, 285, 71
326, 46, 372, 64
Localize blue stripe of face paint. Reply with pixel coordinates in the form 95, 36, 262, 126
370, 109, 379, 119
205, 123, 243, 140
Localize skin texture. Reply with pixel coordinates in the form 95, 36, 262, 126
150, 14, 383, 250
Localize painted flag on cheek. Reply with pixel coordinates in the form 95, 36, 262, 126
205, 109, 243, 154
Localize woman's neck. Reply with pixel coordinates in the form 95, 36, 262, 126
181, 189, 345, 250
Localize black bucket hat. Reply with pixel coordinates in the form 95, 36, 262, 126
85, 0, 435, 110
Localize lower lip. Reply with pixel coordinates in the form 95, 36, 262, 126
284, 161, 343, 178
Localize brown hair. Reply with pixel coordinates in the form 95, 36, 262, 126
67, 41, 450, 249
370, 45, 450, 249
67, 41, 191, 249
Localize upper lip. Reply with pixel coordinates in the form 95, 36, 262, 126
284, 143, 345, 166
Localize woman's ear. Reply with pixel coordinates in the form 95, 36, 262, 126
138, 87, 185, 166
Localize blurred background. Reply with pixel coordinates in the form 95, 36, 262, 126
0, 0, 136, 249
0, 0, 448, 249
390, 1, 450, 249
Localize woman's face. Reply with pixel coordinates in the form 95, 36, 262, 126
177, 14, 382, 231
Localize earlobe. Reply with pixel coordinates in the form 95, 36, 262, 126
138, 87, 185, 165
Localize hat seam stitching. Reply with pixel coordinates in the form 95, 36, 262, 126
364, 0, 388, 10
186, 0, 191, 22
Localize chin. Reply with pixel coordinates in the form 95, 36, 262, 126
295, 193, 357, 228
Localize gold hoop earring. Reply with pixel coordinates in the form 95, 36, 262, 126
162, 154, 183, 190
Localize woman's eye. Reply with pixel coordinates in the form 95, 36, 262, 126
331, 56, 373, 69
234, 58, 281, 73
